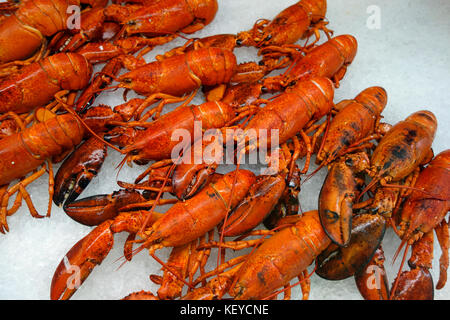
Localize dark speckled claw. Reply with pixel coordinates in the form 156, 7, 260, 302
316, 214, 386, 280
63, 189, 146, 226
53, 137, 107, 207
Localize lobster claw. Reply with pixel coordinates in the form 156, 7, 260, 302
221, 175, 286, 237
172, 163, 218, 200
53, 137, 107, 207
50, 221, 114, 300
354, 247, 390, 300
390, 268, 434, 300
318, 152, 369, 246
51, 210, 162, 300
63, 189, 146, 226
263, 169, 301, 230
316, 214, 386, 280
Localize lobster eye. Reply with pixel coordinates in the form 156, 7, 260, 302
236, 38, 243, 46
345, 158, 353, 166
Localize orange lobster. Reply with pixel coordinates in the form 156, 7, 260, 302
0, 53, 92, 114
390, 149, 450, 299
0, 0, 80, 65
184, 210, 330, 300
0, 112, 85, 233
50, 170, 255, 299
260, 34, 358, 91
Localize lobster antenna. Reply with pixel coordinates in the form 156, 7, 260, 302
382, 183, 450, 201
356, 175, 381, 202
55, 94, 123, 153
389, 242, 410, 300
301, 161, 326, 186
138, 162, 177, 235
302, 114, 332, 185
114, 153, 130, 182
216, 133, 251, 274
217, 158, 241, 268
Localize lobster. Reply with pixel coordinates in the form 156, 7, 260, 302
52, 101, 236, 207
50, 210, 162, 300
104, 0, 218, 37
236, 0, 330, 48
185, 210, 331, 300
50, 169, 255, 299
0, 52, 92, 114
316, 87, 389, 246
0, 0, 80, 65
390, 149, 450, 299
260, 34, 358, 91
357, 110, 437, 217
104, 47, 237, 122
0, 112, 85, 233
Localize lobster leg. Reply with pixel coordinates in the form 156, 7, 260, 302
298, 270, 311, 300
0, 165, 48, 233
